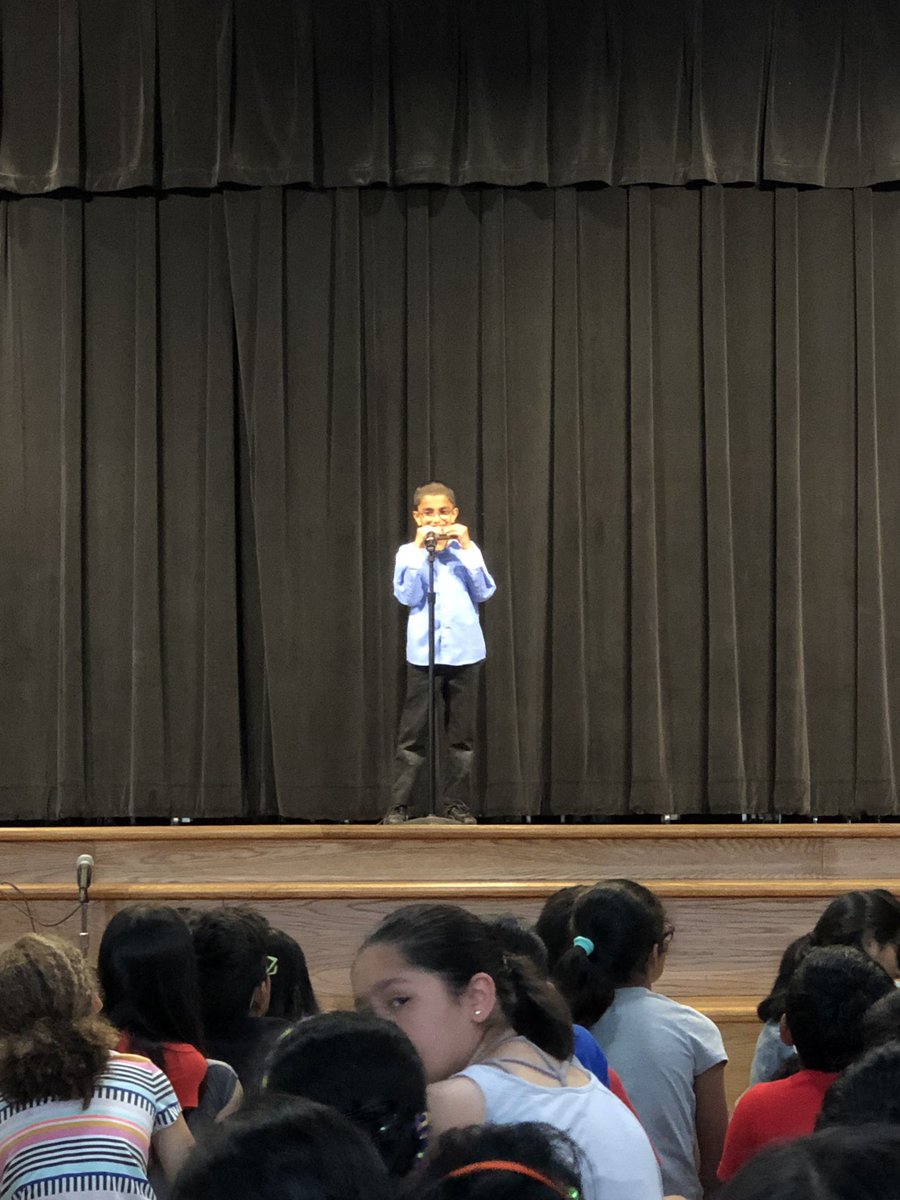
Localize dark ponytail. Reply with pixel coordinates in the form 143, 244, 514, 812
361, 904, 573, 1062
554, 880, 666, 1027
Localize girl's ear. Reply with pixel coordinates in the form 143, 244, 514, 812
465, 972, 498, 1023
779, 1013, 795, 1046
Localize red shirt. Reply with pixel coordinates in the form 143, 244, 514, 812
717, 1069, 839, 1181
116, 1034, 207, 1109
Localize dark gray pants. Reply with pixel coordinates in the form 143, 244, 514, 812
390, 661, 481, 812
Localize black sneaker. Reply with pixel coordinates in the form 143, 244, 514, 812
381, 804, 409, 825
443, 802, 476, 825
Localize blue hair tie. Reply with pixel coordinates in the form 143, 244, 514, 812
573, 935, 595, 956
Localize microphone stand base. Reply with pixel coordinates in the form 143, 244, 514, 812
402, 815, 463, 826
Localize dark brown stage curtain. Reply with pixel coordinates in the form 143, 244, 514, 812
3, 1, 900, 192
4, 184, 900, 820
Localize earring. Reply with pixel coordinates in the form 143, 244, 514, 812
474, 1009, 482, 1017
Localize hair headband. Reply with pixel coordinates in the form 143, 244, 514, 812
572, 935, 595, 956
446, 1160, 579, 1199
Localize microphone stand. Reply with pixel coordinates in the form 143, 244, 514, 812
79, 889, 90, 957
426, 533, 438, 819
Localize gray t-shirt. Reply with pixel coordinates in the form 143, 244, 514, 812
749, 1019, 795, 1085
458, 1063, 663, 1200
591, 988, 727, 1200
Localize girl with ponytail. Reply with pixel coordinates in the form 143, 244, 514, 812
0, 933, 193, 1199
351, 902, 662, 1200
554, 881, 727, 1200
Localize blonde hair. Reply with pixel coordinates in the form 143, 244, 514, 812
0, 934, 117, 1106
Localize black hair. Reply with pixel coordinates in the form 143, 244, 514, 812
534, 887, 587, 974
360, 903, 573, 1061
413, 482, 456, 509
718, 1124, 900, 1200
756, 933, 812, 1024
417, 1123, 583, 1200
553, 881, 666, 1028
265, 1011, 427, 1178
190, 906, 270, 1033
862, 988, 900, 1050
170, 1095, 394, 1200
264, 928, 320, 1022
483, 916, 549, 977
811, 889, 900, 955
784, 946, 895, 1072
98, 904, 205, 1070
817, 1043, 900, 1130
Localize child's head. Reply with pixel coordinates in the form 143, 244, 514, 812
351, 903, 573, 1083
412, 482, 458, 527
264, 1011, 427, 1178
170, 1095, 394, 1200
862, 988, 900, 1050
418, 1122, 583, 1200
553, 880, 669, 1027
263, 927, 320, 1022
817, 1043, 900, 1130
189, 905, 271, 1031
98, 904, 204, 1065
784, 945, 895, 1071
483, 915, 549, 977
812, 889, 900, 978
0, 934, 116, 1106
756, 933, 813, 1023
718, 1125, 900, 1200
534, 887, 588, 974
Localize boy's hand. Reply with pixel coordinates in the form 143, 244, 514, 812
442, 523, 471, 549
414, 524, 441, 549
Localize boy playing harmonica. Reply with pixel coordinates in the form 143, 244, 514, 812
382, 482, 496, 824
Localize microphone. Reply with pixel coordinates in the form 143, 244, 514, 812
424, 530, 438, 553
76, 854, 93, 899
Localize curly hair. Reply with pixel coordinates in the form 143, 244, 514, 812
0, 934, 117, 1107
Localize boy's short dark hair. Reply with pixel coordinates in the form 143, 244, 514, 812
817, 1043, 900, 1130
413, 481, 456, 509
719, 1124, 900, 1200
785, 946, 895, 1072
189, 906, 270, 1032
265, 1011, 427, 1178
170, 1095, 394, 1200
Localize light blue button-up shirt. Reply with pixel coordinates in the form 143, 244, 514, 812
393, 541, 497, 666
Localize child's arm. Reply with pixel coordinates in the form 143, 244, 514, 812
425, 1075, 486, 1136
393, 543, 428, 607
443, 524, 497, 604
153, 1113, 195, 1182
694, 1061, 728, 1194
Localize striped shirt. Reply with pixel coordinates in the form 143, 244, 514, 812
0, 1053, 180, 1200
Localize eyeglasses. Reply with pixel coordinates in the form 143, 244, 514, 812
266, 955, 279, 977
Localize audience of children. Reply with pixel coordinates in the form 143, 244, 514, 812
552, 880, 728, 1200
351, 901, 664, 1200
3, 884, 900, 1200
718, 1124, 900, 1200
717, 945, 895, 1180
187, 906, 289, 1093
416, 1121, 584, 1200
263, 1010, 428, 1178
0, 933, 194, 1198
169, 1096, 395, 1200
98, 905, 242, 1126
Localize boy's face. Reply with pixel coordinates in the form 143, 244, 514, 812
413, 493, 458, 528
